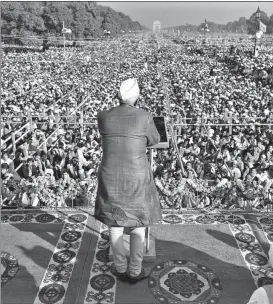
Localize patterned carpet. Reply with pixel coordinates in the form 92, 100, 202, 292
1, 210, 273, 304
148, 260, 223, 303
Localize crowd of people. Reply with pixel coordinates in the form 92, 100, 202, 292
1, 34, 273, 210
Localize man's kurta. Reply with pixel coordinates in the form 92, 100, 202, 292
94, 104, 162, 227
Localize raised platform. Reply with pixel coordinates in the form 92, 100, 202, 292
1, 211, 273, 304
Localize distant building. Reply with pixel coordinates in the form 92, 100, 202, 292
153, 21, 161, 33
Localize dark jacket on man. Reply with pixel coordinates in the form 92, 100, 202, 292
20, 163, 39, 179
95, 104, 162, 227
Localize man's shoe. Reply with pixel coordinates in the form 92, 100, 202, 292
127, 267, 152, 284
110, 264, 128, 281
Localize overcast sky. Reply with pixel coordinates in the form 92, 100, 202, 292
98, 1, 273, 29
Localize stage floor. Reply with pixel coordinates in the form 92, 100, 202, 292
1, 210, 273, 304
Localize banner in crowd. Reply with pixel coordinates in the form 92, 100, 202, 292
259, 21, 267, 33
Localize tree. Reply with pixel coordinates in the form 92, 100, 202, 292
1, 1, 147, 42
247, 10, 270, 34
164, 10, 272, 34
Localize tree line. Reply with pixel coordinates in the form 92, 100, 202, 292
166, 10, 273, 35
1, 1, 146, 45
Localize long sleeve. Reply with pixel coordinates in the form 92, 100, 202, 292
146, 114, 160, 147
78, 149, 86, 170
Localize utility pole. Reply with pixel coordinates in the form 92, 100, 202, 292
254, 7, 261, 57
63, 21, 66, 66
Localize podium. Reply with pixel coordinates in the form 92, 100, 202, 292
109, 117, 168, 262
149, 116, 169, 149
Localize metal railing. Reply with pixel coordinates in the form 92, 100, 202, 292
1, 111, 33, 156
1, 119, 273, 212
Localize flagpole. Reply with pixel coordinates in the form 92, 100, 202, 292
63, 21, 66, 67
254, 7, 261, 57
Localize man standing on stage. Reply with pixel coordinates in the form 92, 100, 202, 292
95, 78, 162, 283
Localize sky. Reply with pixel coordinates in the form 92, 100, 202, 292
98, 1, 273, 29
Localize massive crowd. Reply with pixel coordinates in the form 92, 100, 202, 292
1, 34, 273, 210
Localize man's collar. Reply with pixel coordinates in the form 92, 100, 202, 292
119, 103, 134, 108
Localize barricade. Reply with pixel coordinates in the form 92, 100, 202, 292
2, 110, 33, 157
1, 118, 272, 213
